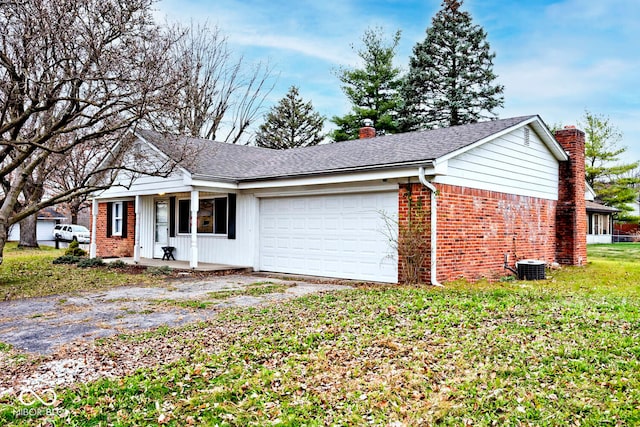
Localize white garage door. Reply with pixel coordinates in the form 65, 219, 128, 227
259, 192, 398, 283
37, 221, 55, 241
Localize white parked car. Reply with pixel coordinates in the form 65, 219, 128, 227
52, 224, 91, 243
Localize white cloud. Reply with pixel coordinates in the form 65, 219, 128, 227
231, 33, 352, 65
499, 57, 633, 100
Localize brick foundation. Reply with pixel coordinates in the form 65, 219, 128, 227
399, 183, 558, 283
93, 202, 135, 258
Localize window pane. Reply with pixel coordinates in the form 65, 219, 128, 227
113, 202, 123, 235
178, 197, 227, 234
197, 200, 214, 233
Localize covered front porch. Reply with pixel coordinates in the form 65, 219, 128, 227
109, 257, 253, 272
90, 188, 256, 269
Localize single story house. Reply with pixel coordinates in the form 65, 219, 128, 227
90, 115, 587, 284
8, 207, 67, 242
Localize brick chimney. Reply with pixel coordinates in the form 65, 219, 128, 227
359, 119, 376, 139
554, 126, 587, 265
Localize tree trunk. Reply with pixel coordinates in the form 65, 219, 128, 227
18, 214, 39, 248
0, 220, 7, 265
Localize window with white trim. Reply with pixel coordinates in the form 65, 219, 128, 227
177, 197, 227, 234
112, 201, 123, 236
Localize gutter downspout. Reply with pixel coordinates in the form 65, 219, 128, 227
418, 167, 443, 287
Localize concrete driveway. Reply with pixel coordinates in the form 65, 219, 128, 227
0, 274, 352, 354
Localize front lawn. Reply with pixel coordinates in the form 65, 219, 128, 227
1, 244, 639, 425
0, 243, 163, 300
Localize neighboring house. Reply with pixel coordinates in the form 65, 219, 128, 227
90, 115, 587, 284
584, 183, 620, 244
8, 207, 67, 242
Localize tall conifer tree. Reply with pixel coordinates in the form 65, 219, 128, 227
401, 0, 504, 130
255, 86, 325, 149
581, 111, 640, 219
331, 27, 403, 141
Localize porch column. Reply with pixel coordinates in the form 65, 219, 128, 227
190, 190, 199, 268
133, 195, 141, 263
89, 199, 98, 258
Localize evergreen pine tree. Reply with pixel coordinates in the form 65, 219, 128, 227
581, 111, 640, 220
255, 86, 325, 149
401, 0, 504, 130
331, 27, 403, 141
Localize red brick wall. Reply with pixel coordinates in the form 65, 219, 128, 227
554, 128, 587, 265
93, 202, 135, 258
359, 126, 376, 139
398, 183, 558, 283
398, 184, 432, 283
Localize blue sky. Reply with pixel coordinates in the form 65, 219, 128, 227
155, 0, 640, 161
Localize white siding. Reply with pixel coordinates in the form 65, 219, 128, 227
137, 193, 257, 266
98, 170, 191, 199
587, 234, 612, 244
436, 126, 560, 200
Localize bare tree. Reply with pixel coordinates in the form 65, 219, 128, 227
0, 0, 188, 263
17, 161, 52, 248
47, 138, 107, 224
158, 22, 275, 144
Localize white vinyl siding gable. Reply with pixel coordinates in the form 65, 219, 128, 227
435, 126, 560, 200
97, 169, 191, 199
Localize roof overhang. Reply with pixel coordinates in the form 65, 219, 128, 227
238, 163, 441, 190
586, 201, 621, 214
185, 160, 444, 190
437, 116, 569, 163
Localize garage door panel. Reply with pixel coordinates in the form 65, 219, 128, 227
259, 192, 398, 283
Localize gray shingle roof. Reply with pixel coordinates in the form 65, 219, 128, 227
136, 115, 537, 181
586, 200, 620, 213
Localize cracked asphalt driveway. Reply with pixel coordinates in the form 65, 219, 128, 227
0, 274, 352, 354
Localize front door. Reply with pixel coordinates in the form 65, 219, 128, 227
154, 199, 169, 258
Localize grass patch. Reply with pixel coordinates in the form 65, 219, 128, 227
0, 342, 12, 352
1, 244, 639, 426
207, 282, 293, 300
151, 282, 294, 309
0, 243, 163, 300
151, 299, 213, 310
